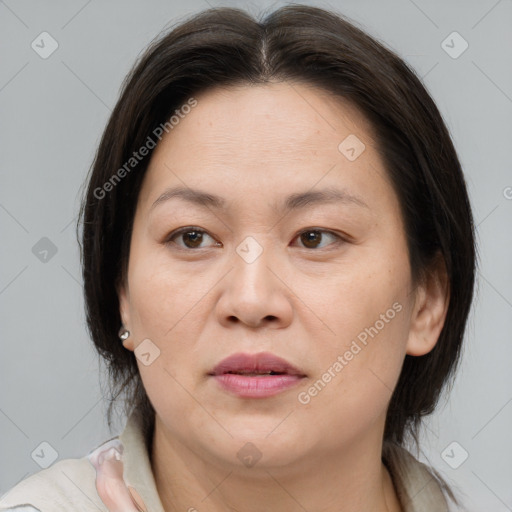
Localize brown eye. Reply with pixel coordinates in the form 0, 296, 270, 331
181, 230, 204, 248
297, 229, 341, 249
166, 227, 220, 250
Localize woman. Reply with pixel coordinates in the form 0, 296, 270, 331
0, 4, 475, 512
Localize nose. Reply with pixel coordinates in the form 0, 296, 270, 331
215, 242, 294, 330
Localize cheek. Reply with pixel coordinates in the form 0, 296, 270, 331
292, 245, 411, 434
298, 241, 410, 347
126, 243, 223, 384
296, 307, 408, 445
127, 243, 209, 338
126, 254, 209, 420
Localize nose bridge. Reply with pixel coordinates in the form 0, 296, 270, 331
216, 234, 293, 328
232, 234, 275, 294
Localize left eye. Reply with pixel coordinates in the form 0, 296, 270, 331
294, 229, 342, 249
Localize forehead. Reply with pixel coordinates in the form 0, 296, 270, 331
138, 81, 387, 211
157, 81, 375, 155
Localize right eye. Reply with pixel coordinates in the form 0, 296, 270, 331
165, 227, 222, 250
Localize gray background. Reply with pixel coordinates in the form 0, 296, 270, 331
1, 0, 511, 510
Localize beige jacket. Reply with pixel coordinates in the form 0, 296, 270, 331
0, 411, 451, 511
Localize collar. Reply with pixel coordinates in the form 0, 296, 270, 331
117, 411, 166, 512
382, 440, 450, 511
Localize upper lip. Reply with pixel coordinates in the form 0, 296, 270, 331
209, 352, 306, 376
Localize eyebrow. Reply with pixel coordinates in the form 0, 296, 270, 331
149, 185, 369, 214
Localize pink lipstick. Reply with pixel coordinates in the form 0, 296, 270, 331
209, 352, 306, 398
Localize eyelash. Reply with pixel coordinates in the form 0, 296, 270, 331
164, 226, 347, 251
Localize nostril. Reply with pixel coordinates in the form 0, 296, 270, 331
226, 315, 277, 326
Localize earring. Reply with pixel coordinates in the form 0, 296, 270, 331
118, 326, 130, 341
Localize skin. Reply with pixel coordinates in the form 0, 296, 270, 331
118, 81, 449, 512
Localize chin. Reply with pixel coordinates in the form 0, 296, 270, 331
219, 427, 310, 468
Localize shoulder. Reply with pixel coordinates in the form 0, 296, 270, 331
0, 412, 156, 512
0, 455, 107, 512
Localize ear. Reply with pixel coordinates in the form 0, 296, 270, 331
406, 252, 450, 356
118, 280, 134, 352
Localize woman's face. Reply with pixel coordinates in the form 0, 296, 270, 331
119, 82, 443, 469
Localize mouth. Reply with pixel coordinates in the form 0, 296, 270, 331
208, 352, 307, 398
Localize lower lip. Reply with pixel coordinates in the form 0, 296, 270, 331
212, 374, 304, 398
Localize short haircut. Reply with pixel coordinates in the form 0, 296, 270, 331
78, 5, 476, 465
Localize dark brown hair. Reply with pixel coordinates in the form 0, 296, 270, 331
77, 3, 476, 493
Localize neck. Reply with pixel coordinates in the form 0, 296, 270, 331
151, 416, 402, 512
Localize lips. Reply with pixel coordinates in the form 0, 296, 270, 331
209, 353, 307, 398
209, 352, 306, 377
